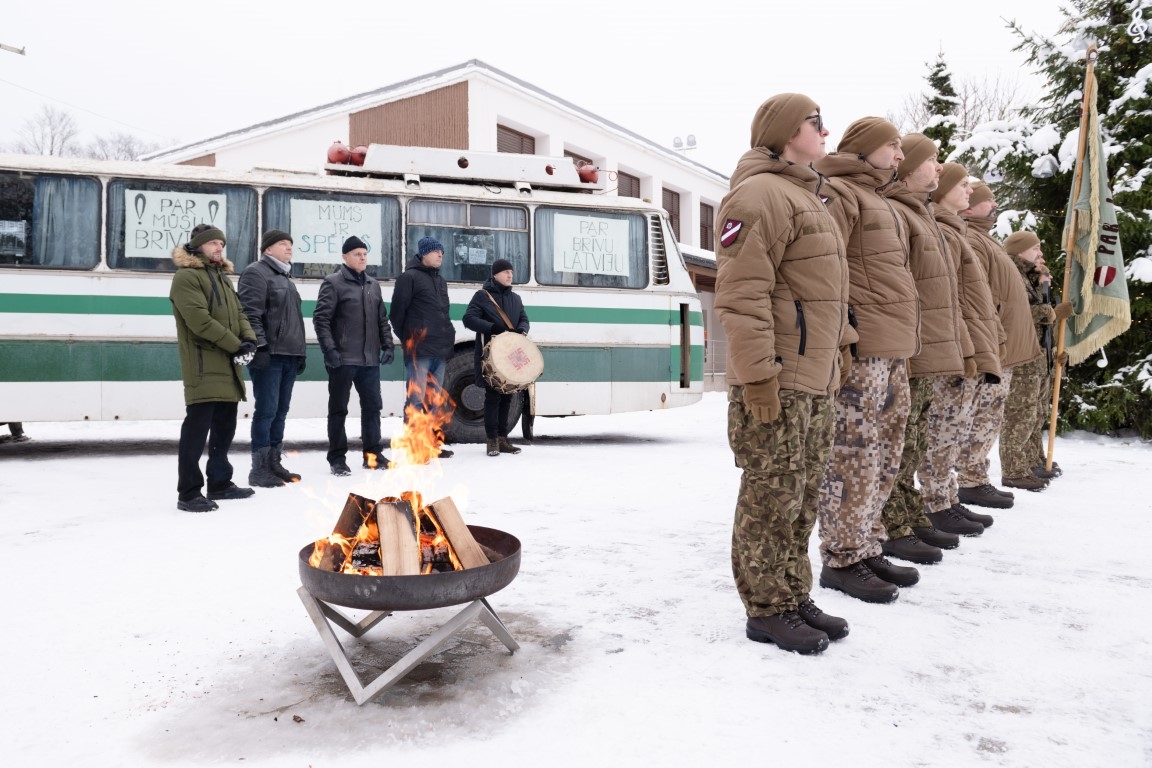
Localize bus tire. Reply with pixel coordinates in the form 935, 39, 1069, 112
443, 350, 522, 444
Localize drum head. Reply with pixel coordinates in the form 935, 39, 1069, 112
483, 333, 544, 392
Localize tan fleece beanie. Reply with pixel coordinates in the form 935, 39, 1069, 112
1004, 231, 1041, 255
750, 93, 819, 154
896, 133, 937, 180
936, 163, 969, 200
837, 117, 900, 156
968, 181, 995, 206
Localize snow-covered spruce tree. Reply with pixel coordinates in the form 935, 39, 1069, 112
922, 53, 961, 158
961, 1, 1152, 437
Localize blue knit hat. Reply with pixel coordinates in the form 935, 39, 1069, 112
417, 237, 444, 258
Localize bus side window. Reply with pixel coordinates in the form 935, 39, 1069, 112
0, 173, 99, 269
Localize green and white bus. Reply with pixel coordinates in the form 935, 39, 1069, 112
0, 145, 703, 442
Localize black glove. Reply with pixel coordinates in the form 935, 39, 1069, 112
983, 372, 1001, 385
379, 347, 394, 366
233, 340, 257, 366
324, 348, 342, 369
489, 325, 506, 336
516, 329, 528, 335
250, 347, 271, 370
296, 356, 307, 375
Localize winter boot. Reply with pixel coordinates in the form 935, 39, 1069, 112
207, 482, 255, 501
1032, 464, 1059, 480
177, 494, 218, 512
957, 483, 1014, 509
863, 555, 919, 587
248, 447, 285, 488
1002, 474, 1048, 492
362, 451, 393, 470
269, 443, 301, 482
797, 598, 849, 641
329, 460, 351, 477
954, 502, 994, 527
437, 447, 455, 459
912, 525, 960, 550
497, 437, 521, 455
746, 612, 830, 654
487, 439, 500, 457
819, 561, 899, 603
926, 506, 984, 536
882, 534, 943, 564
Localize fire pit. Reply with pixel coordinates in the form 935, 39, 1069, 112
297, 496, 521, 705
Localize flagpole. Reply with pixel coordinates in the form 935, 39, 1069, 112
1046, 43, 1098, 472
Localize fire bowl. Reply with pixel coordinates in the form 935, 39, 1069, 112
298, 525, 521, 611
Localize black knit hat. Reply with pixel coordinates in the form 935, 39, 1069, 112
342, 235, 367, 254
492, 258, 514, 275
260, 229, 292, 253
187, 224, 226, 251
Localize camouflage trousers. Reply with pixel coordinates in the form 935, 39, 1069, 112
728, 386, 834, 616
880, 375, 935, 539
957, 367, 1014, 487
1035, 365, 1054, 464
1000, 357, 1047, 478
818, 357, 910, 568
918, 375, 976, 513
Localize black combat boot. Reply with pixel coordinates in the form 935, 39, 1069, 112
362, 451, 393, 470
207, 482, 255, 501
497, 437, 521, 454
1002, 474, 1048, 492
954, 502, 994, 527
819, 561, 899, 603
248, 447, 284, 488
487, 439, 500, 457
863, 555, 919, 587
1032, 464, 1058, 480
177, 494, 218, 512
926, 506, 984, 536
269, 443, 301, 482
329, 460, 351, 477
958, 483, 1014, 508
882, 534, 943, 564
797, 597, 849, 641
746, 612, 830, 654
912, 525, 960, 549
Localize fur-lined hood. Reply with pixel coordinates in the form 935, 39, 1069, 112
172, 245, 235, 273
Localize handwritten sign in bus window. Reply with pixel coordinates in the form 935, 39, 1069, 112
124, 190, 227, 259
290, 198, 382, 264
553, 214, 630, 277
452, 233, 494, 265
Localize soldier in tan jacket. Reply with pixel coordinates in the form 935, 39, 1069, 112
715, 93, 855, 655
812, 117, 921, 604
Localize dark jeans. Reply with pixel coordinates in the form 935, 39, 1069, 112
403, 355, 446, 421
178, 401, 238, 500
326, 364, 382, 464
249, 354, 299, 451
484, 388, 514, 439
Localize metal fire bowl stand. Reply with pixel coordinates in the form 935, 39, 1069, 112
297, 525, 521, 705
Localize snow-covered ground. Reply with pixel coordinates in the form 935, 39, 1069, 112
1, 392, 1149, 766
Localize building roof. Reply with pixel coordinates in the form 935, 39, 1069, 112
144, 59, 728, 182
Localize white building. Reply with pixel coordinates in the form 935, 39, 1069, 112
145, 59, 730, 387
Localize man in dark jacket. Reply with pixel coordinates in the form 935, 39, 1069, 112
313, 236, 396, 476
389, 236, 457, 458
170, 223, 257, 512
463, 258, 529, 457
239, 230, 307, 488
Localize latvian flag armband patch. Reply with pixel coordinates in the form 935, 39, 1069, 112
720, 219, 743, 248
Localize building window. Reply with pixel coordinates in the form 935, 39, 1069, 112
662, 188, 681, 241
497, 125, 535, 154
700, 202, 715, 250
564, 150, 592, 167
617, 171, 640, 199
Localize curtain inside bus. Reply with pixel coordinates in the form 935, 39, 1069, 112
0, 173, 99, 269
406, 200, 528, 283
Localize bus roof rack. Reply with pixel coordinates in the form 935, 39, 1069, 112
325, 144, 604, 193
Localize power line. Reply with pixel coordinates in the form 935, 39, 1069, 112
0, 75, 173, 141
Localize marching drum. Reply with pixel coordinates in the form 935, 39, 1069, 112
481, 332, 545, 394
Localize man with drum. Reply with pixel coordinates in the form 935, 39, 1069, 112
463, 258, 530, 456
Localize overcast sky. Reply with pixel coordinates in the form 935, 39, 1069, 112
1, 0, 1072, 174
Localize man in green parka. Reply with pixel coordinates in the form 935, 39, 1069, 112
170, 223, 258, 512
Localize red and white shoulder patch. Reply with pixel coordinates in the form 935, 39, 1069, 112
719, 219, 743, 248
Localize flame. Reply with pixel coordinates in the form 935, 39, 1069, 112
390, 334, 456, 466
365, 453, 379, 470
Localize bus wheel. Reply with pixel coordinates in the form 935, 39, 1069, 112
442, 351, 522, 444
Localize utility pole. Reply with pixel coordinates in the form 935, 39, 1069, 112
1, 42, 27, 56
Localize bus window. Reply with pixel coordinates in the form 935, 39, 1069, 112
263, 188, 402, 280
106, 179, 257, 272
407, 200, 528, 283
534, 207, 648, 289
0, 172, 99, 269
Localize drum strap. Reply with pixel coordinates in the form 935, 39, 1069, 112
484, 291, 516, 331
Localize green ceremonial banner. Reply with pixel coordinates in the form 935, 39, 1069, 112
1062, 70, 1131, 366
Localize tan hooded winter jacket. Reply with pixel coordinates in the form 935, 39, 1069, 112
934, 210, 1003, 378
884, 184, 969, 377
965, 217, 1044, 369
715, 149, 857, 395
814, 153, 919, 360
